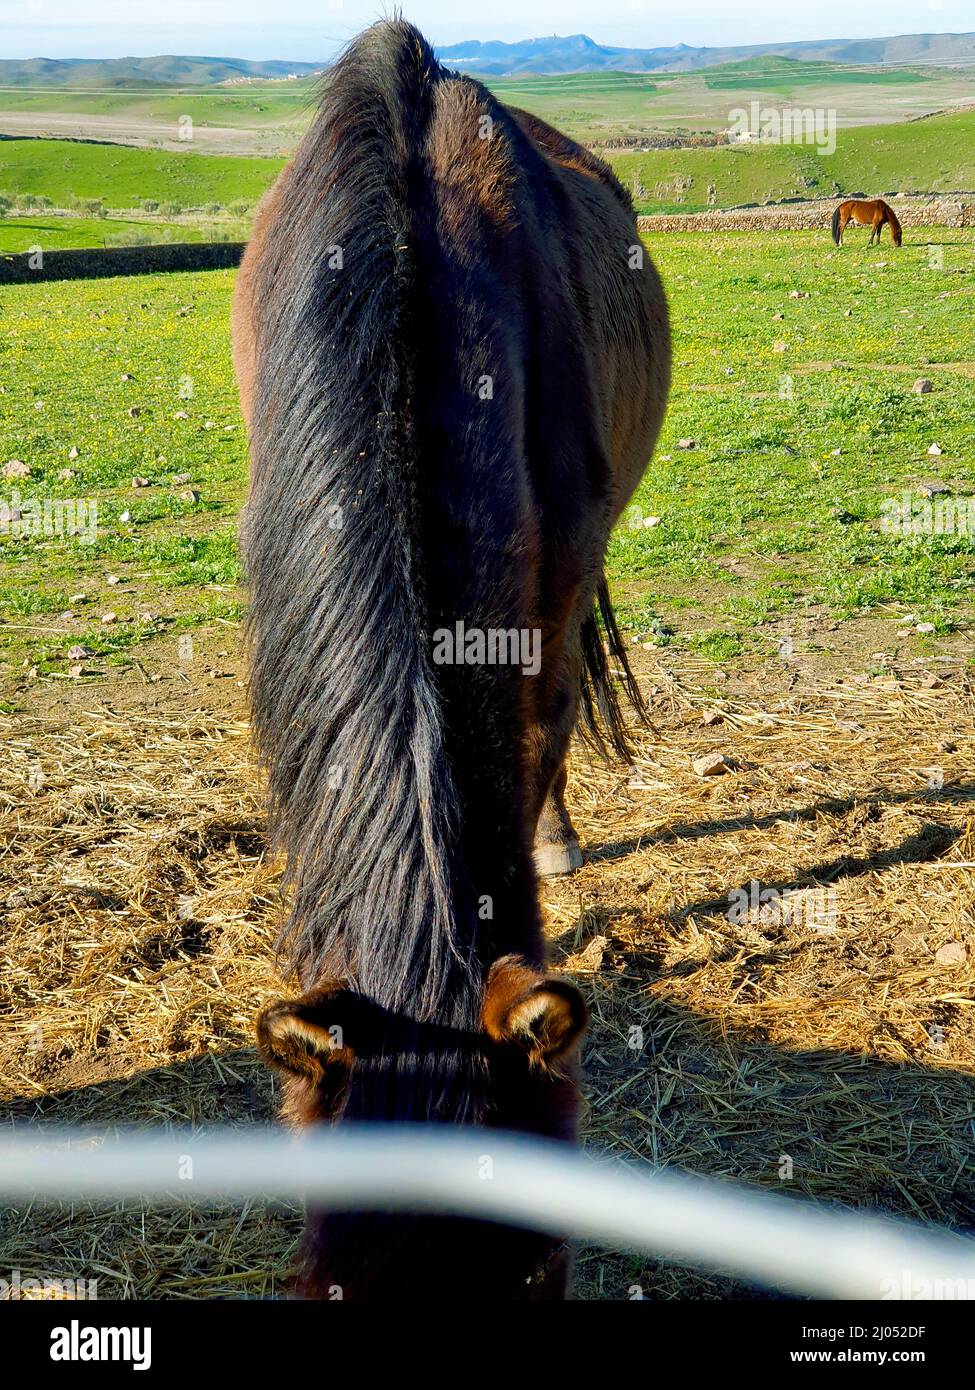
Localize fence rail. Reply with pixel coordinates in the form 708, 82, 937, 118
2, 1126, 973, 1299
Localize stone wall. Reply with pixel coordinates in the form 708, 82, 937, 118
637, 200, 975, 234
0, 241, 245, 284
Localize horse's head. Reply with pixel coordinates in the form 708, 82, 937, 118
257, 953, 587, 1299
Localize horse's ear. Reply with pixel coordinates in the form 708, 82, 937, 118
257, 985, 365, 1080
482, 955, 587, 1066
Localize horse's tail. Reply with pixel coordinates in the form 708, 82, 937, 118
885, 202, 903, 246
831, 205, 843, 246
579, 576, 650, 761
242, 20, 492, 1118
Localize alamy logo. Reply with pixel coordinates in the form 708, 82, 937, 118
0, 1269, 98, 1300
727, 879, 836, 933
881, 492, 975, 537
728, 102, 836, 156
0, 491, 97, 543
50, 1320, 151, 1371
432, 621, 541, 676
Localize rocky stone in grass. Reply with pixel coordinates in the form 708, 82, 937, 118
67, 645, 93, 661
916, 623, 936, 634
912, 379, 933, 394
693, 752, 731, 777
100, 612, 118, 624
677, 438, 698, 450
178, 488, 200, 503
935, 942, 967, 966
3, 459, 30, 479
917, 480, 949, 498
131, 477, 150, 488
927, 442, 943, 456
58, 468, 76, 483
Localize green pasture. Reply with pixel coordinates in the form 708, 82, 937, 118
0, 215, 226, 252
0, 139, 282, 211
0, 228, 972, 683
0, 81, 314, 125
613, 107, 975, 212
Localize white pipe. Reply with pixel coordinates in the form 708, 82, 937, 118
1, 1126, 971, 1299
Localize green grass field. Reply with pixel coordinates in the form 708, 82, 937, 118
615, 107, 975, 212
1, 228, 973, 684
0, 82, 314, 125
700, 55, 931, 92
0, 139, 282, 210
0, 214, 230, 252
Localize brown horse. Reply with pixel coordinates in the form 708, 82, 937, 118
232, 19, 670, 1300
832, 198, 903, 247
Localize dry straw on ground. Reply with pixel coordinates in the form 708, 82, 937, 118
2, 648, 974, 1299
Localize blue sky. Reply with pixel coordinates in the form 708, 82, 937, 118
0, 0, 969, 61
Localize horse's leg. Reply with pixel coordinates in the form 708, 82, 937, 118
526, 631, 585, 876
534, 759, 582, 876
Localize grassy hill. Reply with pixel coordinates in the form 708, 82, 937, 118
0, 138, 282, 209
612, 107, 975, 213
485, 60, 971, 145
0, 56, 323, 87
702, 55, 930, 91
0, 83, 314, 124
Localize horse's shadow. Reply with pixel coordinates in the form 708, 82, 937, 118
586, 781, 975, 874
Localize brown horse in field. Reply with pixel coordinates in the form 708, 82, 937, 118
832, 198, 903, 247
232, 19, 670, 1300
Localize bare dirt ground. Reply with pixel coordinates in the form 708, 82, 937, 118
2, 624, 975, 1298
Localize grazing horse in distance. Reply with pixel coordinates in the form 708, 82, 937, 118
232, 19, 670, 1300
832, 198, 903, 247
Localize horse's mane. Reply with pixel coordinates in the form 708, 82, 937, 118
242, 21, 487, 1121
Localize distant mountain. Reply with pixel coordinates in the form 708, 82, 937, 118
2, 30, 974, 87
437, 31, 975, 76
0, 55, 325, 87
